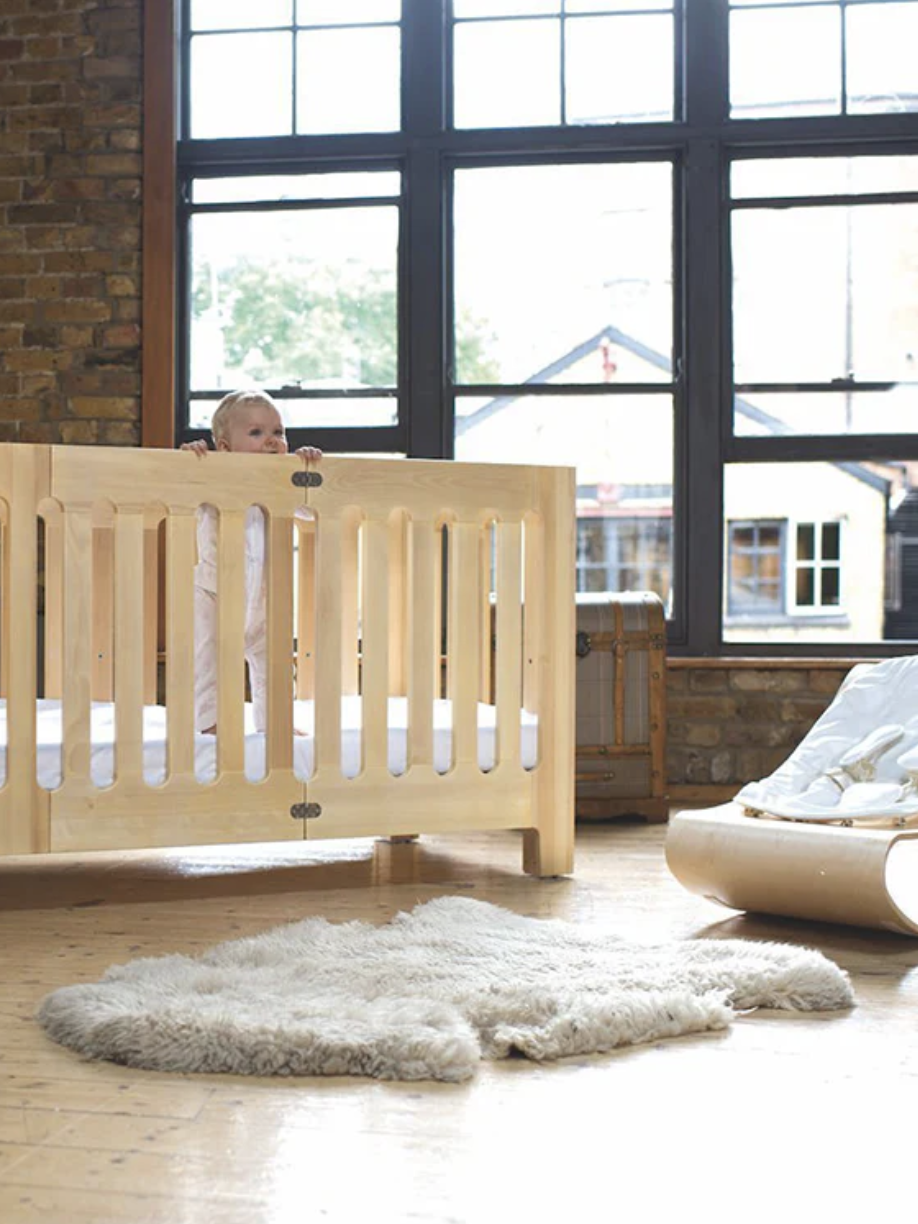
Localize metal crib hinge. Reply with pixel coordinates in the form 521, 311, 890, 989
292, 470, 323, 487
290, 802, 322, 820
576, 630, 592, 658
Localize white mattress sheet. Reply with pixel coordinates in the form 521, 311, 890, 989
736, 655, 918, 821
0, 697, 538, 789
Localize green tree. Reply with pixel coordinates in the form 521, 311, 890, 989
193, 256, 500, 386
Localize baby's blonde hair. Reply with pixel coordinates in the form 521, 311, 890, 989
210, 389, 280, 445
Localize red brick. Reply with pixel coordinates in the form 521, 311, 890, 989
98, 419, 140, 446
70, 395, 135, 419
42, 299, 111, 322
59, 324, 94, 347
24, 274, 63, 298
5, 348, 73, 372
0, 397, 42, 422
58, 419, 100, 445
0, 252, 41, 274
101, 323, 139, 348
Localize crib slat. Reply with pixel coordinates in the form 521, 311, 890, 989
295, 517, 316, 700
407, 518, 436, 768
216, 508, 246, 774
91, 519, 114, 702
341, 513, 360, 697
113, 508, 145, 781
143, 519, 161, 704
62, 506, 93, 782
314, 514, 342, 775
496, 519, 523, 769
450, 522, 480, 768
523, 514, 543, 718
42, 504, 63, 700
266, 512, 293, 772
388, 511, 406, 697
361, 517, 388, 772
479, 525, 492, 703
165, 509, 196, 778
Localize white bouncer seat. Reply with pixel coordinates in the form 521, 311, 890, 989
666, 656, 918, 936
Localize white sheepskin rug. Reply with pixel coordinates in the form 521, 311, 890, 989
37, 896, 853, 1082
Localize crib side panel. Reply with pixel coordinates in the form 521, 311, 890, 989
0, 445, 51, 854
43, 446, 307, 853
302, 457, 575, 867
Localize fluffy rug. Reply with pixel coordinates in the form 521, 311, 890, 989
37, 897, 853, 1082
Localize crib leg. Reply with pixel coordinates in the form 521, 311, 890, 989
522, 828, 573, 879
381, 834, 419, 844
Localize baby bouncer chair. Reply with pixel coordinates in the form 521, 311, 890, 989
666, 655, 918, 936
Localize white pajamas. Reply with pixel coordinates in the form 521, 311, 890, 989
193, 505, 270, 733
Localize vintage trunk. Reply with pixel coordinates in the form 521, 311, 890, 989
575, 592, 668, 822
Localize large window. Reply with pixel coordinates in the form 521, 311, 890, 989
175, 0, 918, 656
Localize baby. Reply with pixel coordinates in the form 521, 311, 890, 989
181, 389, 321, 735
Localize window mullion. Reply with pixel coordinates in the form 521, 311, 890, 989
681, 136, 727, 653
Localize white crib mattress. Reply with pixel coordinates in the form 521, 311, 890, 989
0, 697, 539, 789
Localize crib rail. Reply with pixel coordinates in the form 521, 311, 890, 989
0, 445, 574, 875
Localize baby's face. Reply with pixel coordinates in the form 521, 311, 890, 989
219, 402, 289, 454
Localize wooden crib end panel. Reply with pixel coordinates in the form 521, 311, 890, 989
0, 445, 53, 854
303, 765, 534, 840
47, 774, 305, 854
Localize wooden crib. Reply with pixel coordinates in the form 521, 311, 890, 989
0, 444, 575, 877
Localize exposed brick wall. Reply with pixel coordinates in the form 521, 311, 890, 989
0, 0, 142, 446
666, 663, 851, 787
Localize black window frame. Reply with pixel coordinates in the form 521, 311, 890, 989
174, 0, 918, 658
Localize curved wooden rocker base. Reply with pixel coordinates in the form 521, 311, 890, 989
666, 802, 918, 937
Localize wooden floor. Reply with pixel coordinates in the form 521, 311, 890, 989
2, 818, 917, 1224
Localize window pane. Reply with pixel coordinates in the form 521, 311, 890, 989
192, 172, 401, 204
298, 0, 401, 22
191, 33, 292, 138
455, 394, 673, 606
822, 566, 841, 606
566, 15, 674, 124
823, 522, 841, 560
732, 205, 918, 385
727, 521, 784, 615
297, 27, 400, 134
847, 2, 918, 116
190, 398, 396, 431
567, 0, 673, 9
724, 461, 910, 644
734, 390, 918, 437
455, 0, 559, 13
189, 206, 398, 391
454, 163, 673, 385
796, 567, 815, 607
453, 19, 560, 128
191, 0, 292, 31
730, 6, 841, 119
732, 155, 918, 199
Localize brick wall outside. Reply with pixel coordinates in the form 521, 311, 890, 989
0, 0, 142, 446
666, 664, 851, 787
